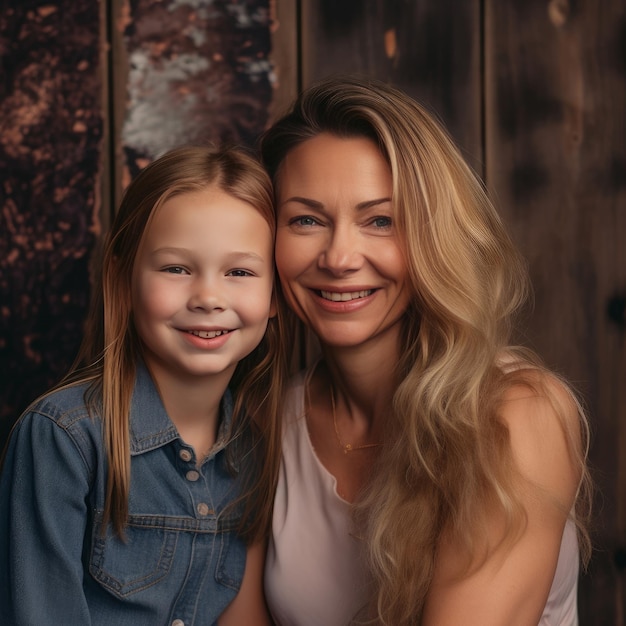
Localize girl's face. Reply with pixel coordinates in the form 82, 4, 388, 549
275, 133, 410, 351
131, 185, 274, 387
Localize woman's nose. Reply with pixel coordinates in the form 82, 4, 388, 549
318, 225, 363, 275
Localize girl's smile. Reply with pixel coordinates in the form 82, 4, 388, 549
185, 328, 230, 339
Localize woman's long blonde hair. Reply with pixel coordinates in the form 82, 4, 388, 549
62, 145, 289, 541
260, 75, 592, 624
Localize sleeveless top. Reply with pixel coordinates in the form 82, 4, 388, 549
264, 371, 580, 626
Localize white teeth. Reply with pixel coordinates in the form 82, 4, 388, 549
320, 290, 373, 302
188, 329, 228, 339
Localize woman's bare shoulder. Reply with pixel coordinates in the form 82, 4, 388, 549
497, 368, 583, 507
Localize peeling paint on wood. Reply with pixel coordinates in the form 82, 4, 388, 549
119, 0, 273, 179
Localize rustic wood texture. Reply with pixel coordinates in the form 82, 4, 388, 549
266, 0, 298, 121
117, 0, 274, 187
484, 1, 626, 622
300, 0, 483, 172
0, 0, 104, 447
1, 0, 623, 619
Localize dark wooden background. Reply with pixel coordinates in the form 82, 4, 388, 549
1, 0, 624, 622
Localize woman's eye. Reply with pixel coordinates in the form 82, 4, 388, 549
290, 215, 319, 227
227, 269, 253, 277
372, 216, 392, 228
163, 266, 187, 274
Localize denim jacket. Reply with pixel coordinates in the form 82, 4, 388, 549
0, 364, 246, 625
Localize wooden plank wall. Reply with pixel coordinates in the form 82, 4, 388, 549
1, 0, 624, 621
299, 0, 483, 172
484, 2, 626, 622
0, 1, 104, 447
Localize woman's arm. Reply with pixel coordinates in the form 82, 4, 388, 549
218, 540, 273, 625
422, 377, 582, 626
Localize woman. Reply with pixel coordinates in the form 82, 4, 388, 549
260, 76, 592, 625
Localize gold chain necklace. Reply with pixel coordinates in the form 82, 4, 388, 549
330, 385, 383, 454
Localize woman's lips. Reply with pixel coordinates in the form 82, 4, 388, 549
318, 289, 374, 302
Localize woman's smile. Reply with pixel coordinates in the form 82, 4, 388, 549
318, 289, 374, 302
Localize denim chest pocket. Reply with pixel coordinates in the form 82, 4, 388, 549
89, 514, 179, 598
89, 512, 246, 601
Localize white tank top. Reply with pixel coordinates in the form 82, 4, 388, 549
264, 372, 580, 626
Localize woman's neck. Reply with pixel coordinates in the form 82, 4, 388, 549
320, 337, 400, 426
306, 340, 400, 502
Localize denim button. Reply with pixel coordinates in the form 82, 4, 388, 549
197, 502, 212, 516
179, 449, 192, 462
185, 470, 200, 482
172, 620, 184, 626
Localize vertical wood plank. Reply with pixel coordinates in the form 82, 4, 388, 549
484, 1, 626, 622
0, 0, 104, 448
299, 0, 483, 172
267, 0, 299, 122
114, 0, 275, 189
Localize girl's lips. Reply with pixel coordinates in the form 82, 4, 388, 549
318, 289, 373, 302
186, 329, 231, 339
181, 328, 233, 349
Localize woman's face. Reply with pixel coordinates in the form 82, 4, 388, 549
275, 133, 410, 351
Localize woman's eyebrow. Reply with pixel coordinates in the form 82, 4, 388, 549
280, 196, 323, 209
355, 198, 392, 210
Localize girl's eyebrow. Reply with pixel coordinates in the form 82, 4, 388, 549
226, 251, 267, 263
152, 248, 266, 263
281, 196, 391, 210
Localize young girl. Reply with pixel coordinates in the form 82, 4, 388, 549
0, 145, 286, 625
260, 76, 592, 625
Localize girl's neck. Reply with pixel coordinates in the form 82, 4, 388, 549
147, 363, 234, 461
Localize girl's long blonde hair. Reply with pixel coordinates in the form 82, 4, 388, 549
260, 75, 592, 624
62, 145, 288, 541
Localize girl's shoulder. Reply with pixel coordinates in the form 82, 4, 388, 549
4, 380, 103, 479
19, 379, 99, 431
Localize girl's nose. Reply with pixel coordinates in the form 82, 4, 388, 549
188, 278, 225, 311
317, 225, 363, 276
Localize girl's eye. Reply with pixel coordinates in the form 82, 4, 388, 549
163, 266, 188, 274
290, 215, 319, 227
371, 216, 392, 229
227, 269, 253, 277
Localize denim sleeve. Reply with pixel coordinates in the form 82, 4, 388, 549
0, 409, 93, 625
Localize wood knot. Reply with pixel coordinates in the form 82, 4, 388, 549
384, 28, 397, 60
548, 0, 570, 27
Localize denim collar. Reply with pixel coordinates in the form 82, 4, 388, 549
129, 363, 234, 456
